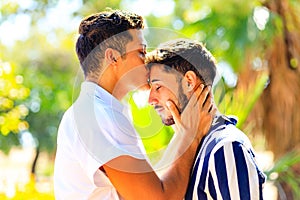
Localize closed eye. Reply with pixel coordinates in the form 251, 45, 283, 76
156, 85, 161, 91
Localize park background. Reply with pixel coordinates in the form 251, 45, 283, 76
0, 0, 299, 199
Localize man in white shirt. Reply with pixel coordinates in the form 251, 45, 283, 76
54, 9, 215, 199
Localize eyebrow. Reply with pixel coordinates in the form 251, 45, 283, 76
150, 79, 160, 83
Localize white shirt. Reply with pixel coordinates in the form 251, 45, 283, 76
54, 81, 146, 199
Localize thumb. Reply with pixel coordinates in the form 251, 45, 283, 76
166, 100, 181, 127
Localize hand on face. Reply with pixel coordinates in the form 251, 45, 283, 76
166, 84, 216, 141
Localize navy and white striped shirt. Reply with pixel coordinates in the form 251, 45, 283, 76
185, 115, 266, 200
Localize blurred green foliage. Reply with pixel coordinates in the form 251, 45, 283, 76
126, 92, 174, 163
1, 0, 299, 198
0, 0, 277, 169
265, 151, 300, 199
0, 0, 277, 154
0, 31, 79, 153
214, 72, 269, 129
0, 60, 30, 153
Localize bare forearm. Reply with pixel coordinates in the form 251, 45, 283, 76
103, 137, 200, 200
160, 139, 200, 199
104, 86, 213, 200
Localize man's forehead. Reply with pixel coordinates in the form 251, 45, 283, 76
149, 64, 164, 77
149, 65, 185, 83
149, 65, 169, 82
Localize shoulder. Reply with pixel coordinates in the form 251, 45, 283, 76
205, 125, 259, 171
215, 123, 251, 147
199, 124, 253, 160
57, 106, 76, 139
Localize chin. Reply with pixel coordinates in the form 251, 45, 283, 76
162, 117, 175, 126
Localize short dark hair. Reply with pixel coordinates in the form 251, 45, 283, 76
146, 38, 217, 85
76, 9, 144, 78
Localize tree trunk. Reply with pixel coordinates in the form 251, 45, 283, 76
260, 0, 300, 199
263, 0, 300, 158
31, 146, 40, 175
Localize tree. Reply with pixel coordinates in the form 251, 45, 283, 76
0, 0, 79, 175
12, 32, 79, 174
259, 0, 300, 198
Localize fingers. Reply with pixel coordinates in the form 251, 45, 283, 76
188, 84, 211, 106
210, 104, 217, 116
187, 84, 205, 108
203, 91, 213, 112
180, 84, 212, 118
197, 85, 211, 107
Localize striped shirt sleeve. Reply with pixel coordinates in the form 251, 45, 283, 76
207, 141, 263, 200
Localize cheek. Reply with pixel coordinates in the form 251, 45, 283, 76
164, 91, 179, 106
130, 54, 144, 67
140, 84, 150, 90
136, 67, 148, 85
128, 66, 148, 86
164, 84, 179, 99
123, 54, 141, 69
159, 92, 172, 105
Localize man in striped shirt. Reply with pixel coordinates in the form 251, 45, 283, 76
146, 38, 266, 200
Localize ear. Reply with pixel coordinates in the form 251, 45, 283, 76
104, 48, 118, 64
184, 71, 199, 92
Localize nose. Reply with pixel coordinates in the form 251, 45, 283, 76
148, 89, 158, 106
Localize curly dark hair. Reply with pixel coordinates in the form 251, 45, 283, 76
76, 9, 144, 78
146, 38, 217, 86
